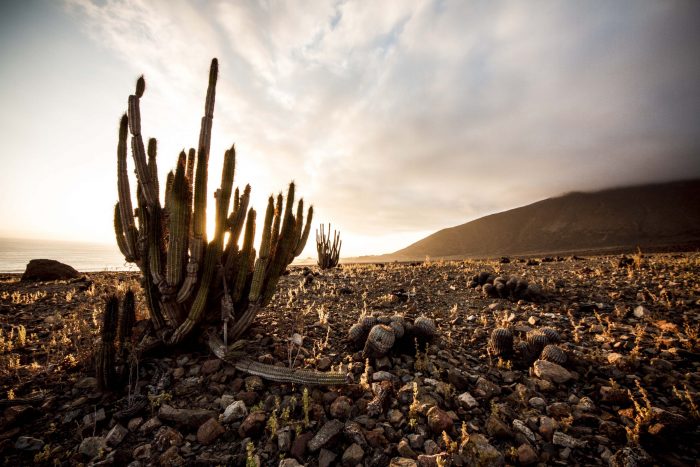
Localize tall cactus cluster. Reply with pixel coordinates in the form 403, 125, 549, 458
316, 223, 341, 269
113, 58, 313, 346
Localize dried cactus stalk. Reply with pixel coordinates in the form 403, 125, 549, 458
367, 380, 393, 416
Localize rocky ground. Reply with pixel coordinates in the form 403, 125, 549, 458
0, 253, 698, 466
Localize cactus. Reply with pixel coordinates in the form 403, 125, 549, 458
489, 327, 514, 358
316, 223, 341, 269
96, 292, 137, 391
113, 58, 313, 348
540, 344, 567, 365
363, 324, 396, 358
349, 314, 435, 357
104, 58, 352, 386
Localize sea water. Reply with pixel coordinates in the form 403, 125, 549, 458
0, 238, 137, 273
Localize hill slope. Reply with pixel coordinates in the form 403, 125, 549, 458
389, 180, 700, 259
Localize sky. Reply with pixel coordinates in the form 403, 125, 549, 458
0, 0, 699, 258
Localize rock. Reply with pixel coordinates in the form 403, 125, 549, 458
397, 439, 417, 458
426, 406, 452, 434
390, 458, 419, 467
127, 417, 143, 431
417, 454, 447, 467
517, 444, 538, 465
318, 448, 337, 467
529, 397, 546, 410
105, 423, 128, 447
547, 402, 571, 418
317, 357, 332, 371
609, 446, 652, 467
552, 431, 586, 448
244, 375, 265, 391
533, 360, 572, 384
158, 405, 217, 428
633, 306, 647, 318
462, 433, 504, 466
423, 439, 439, 455
512, 419, 536, 443
486, 415, 512, 439
457, 392, 479, 409
75, 377, 98, 389
280, 459, 303, 467
201, 359, 222, 375
278, 427, 293, 453
600, 386, 629, 404
239, 411, 267, 438
21, 259, 80, 281
197, 418, 225, 445
372, 371, 394, 381
139, 416, 162, 434
222, 400, 248, 423
290, 432, 314, 460
375, 356, 392, 370
79, 436, 106, 459
159, 446, 185, 466
342, 443, 365, 465
649, 358, 673, 372
344, 421, 367, 447
365, 428, 389, 447
330, 396, 353, 420
133, 443, 152, 460
388, 408, 404, 426
308, 419, 344, 452
83, 408, 106, 430
538, 416, 558, 442
408, 433, 424, 450
474, 377, 501, 399
14, 436, 44, 451
447, 369, 470, 390
153, 426, 183, 451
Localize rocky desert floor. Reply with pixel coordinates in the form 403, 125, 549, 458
0, 253, 698, 466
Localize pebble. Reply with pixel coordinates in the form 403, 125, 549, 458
79, 436, 106, 458
15, 436, 44, 451
457, 391, 479, 409
318, 448, 337, 467
372, 371, 394, 381
197, 418, 225, 445
280, 459, 303, 467
330, 396, 353, 420
238, 411, 267, 438
222, 400, 248, 423
158, 404, 217, 428
308, 419, 344, 452
342, 443, 365, 465
552, 431, 587, 448
390, 458, 418, 467
426, 406, 452, 434
517, 443, 538, 465
105, 423, 128, 446
533, 360, 573, 384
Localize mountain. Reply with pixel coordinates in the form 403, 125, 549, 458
386, 179, 700, 260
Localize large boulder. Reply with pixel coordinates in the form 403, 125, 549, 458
21, 259, 80, 281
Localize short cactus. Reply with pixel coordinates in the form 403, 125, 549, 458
540, 344, 567, 365
363, 324, 396, 358
316, 223, 341, 269
489, 327, 514, 358
348, 314, 435, 357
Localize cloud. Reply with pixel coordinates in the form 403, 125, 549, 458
66, 0, 700, 255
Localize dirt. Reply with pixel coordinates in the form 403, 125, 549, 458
0, 253, 698, 466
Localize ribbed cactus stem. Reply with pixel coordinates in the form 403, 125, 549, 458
96, 296, 119, 391
114, 203, 130, 260
215, 145, 235, 246
232, 208, 256, 303
166, 153, 189, 289
116, 114, 138, 262
249, 197, 274, 302
294, 206, 314, 256
317, 223, 341, 269
127, 79, 158, 207
147, 138, 160, 198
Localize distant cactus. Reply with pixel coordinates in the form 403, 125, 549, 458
469, 271, 543, 302
106, 59, 349, 386
316, 223, 341, 269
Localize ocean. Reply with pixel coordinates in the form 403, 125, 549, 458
0, 238, 138, 273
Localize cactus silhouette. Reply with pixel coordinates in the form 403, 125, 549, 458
316, 223, 341, 269
106, 59, 349, 386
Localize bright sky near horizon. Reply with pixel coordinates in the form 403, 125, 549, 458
1, 0, 699, 258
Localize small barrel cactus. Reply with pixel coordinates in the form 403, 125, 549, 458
526, 329, 550, 355
363, 324, 396, 358
540, 345, 567, 365
413, 316, 436, 340
489, 327, 514, 358
539, 327, 561, 344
